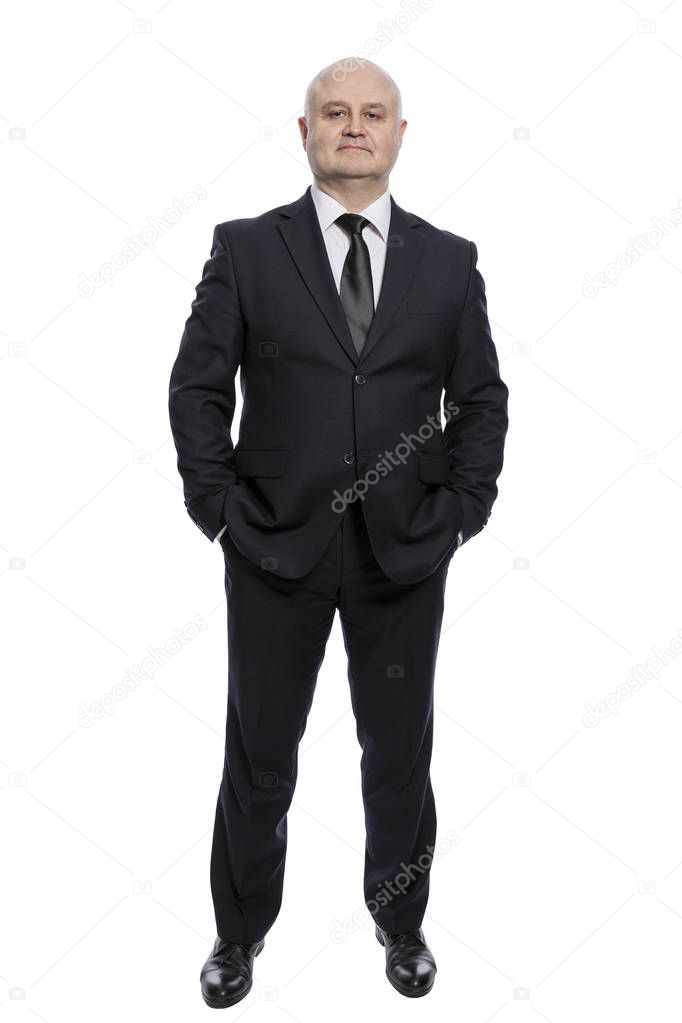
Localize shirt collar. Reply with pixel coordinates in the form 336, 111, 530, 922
310, 180, 392, 243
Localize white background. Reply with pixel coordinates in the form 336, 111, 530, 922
2, 0, 682, 1019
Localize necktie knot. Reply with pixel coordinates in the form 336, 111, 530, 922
335, 213, 370, 237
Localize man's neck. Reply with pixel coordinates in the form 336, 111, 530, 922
313, 176, 389, 213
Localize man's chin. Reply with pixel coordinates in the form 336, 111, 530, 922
330, 164, 375, 179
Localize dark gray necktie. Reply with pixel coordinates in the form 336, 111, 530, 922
335, 213, 374, 356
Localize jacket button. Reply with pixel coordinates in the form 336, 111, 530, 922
354, 373, 366, 385
343, 452, 355, 464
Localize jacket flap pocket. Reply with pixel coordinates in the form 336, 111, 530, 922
418, 451, 450, 484
235, 448, 288, 477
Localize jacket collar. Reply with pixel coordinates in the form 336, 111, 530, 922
276, 184, 425, 367
309, 179, 392, 243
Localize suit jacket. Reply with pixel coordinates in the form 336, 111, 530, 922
168, 184, 509, 585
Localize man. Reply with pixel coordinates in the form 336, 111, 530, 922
168, 57, 508, 1007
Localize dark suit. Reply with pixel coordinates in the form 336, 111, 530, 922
168, 184, 508, 585
169, 184, 508, 942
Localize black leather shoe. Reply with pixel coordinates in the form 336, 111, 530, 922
375, 924, 437, 997
200, 936, 264, 1008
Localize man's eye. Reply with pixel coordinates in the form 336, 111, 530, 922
327, 110, 381, 119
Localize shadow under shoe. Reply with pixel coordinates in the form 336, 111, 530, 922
200, 936, 265, 1009
375, 924, 437, 997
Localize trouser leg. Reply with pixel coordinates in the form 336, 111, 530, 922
337, 499, 452, 933
210, 525, 340, 942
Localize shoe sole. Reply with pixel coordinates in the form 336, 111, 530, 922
375, 925, 435, 998
201, 941, 264, 1009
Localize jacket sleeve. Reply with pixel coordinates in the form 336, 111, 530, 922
168, 223, 244, 542
443, 240, 509, 545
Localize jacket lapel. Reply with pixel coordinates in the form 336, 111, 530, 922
277, 185, 425, 367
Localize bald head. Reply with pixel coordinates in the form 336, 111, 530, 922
303, 58, 403, 124
298, 56, 407, 203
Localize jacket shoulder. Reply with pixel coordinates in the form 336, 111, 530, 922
394, 198, 474, 261
213, 197, 295, 243
410, 211, 474, 255
403, 209, 477, 279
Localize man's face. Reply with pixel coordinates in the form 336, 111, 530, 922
299, 70, 406, 184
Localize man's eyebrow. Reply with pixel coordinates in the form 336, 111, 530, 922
320, 101, 388, 111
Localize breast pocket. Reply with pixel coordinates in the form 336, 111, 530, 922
406, 299, 454, 316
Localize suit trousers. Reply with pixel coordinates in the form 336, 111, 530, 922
210, 495, 454, 943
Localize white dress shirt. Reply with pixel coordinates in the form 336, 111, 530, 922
309, 179, 391, 309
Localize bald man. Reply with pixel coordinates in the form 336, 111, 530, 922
169, 56, 508, 1007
